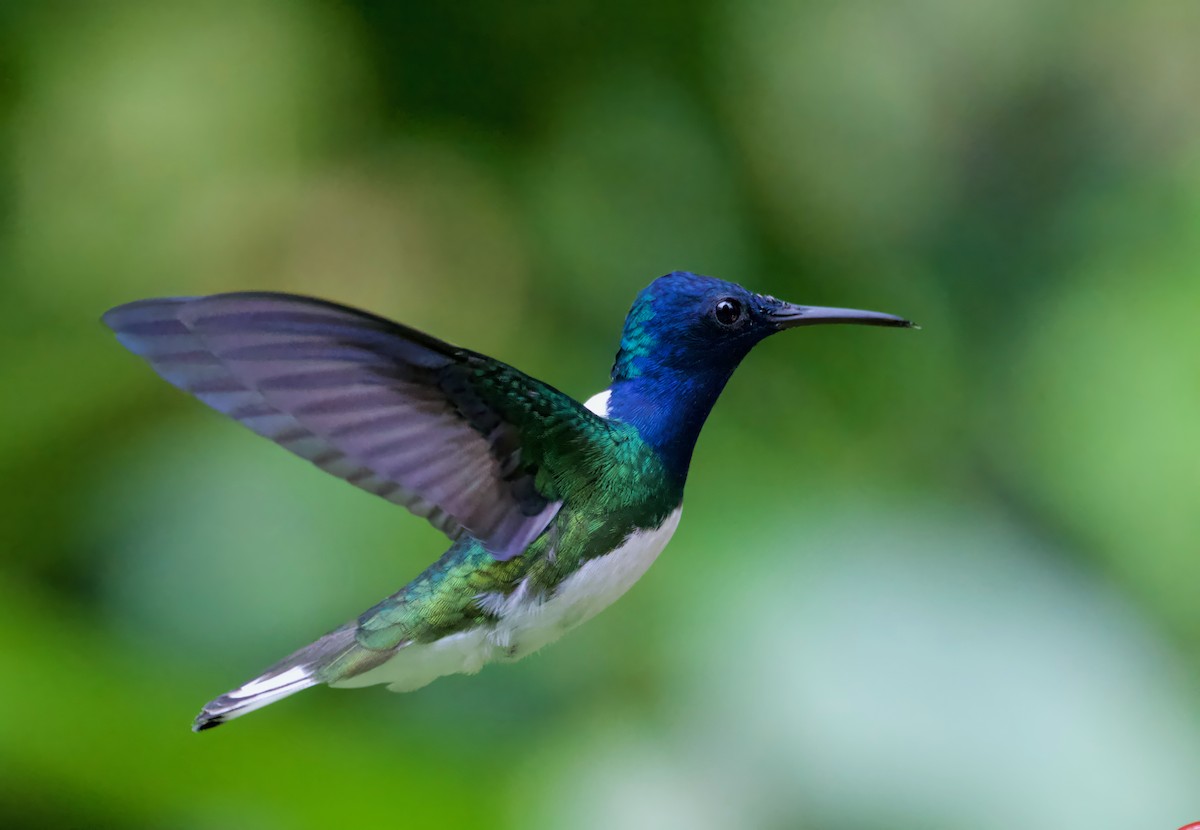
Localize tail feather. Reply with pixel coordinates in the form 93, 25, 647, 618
193, 622, 387, 731
193, 666, 318, 731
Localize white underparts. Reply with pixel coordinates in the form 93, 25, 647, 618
487, 505, 682, 657
335, 506, 683, 693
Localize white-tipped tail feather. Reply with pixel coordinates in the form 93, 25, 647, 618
192, 622, 372, 731
193, 665, 318, 731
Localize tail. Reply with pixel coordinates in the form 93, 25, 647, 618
193, 622, 387, 731
193, 665, 318, 731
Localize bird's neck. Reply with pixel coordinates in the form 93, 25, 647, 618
604, 364, 736, 483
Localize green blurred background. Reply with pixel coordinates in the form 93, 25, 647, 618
3, 1, 1199, 828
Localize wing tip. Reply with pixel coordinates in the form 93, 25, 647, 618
101, 297, 197, 332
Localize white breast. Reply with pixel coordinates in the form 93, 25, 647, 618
488, 506, 682, 659
335, 511, 682, 693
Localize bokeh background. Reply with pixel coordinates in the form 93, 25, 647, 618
3, 1, 1199, 828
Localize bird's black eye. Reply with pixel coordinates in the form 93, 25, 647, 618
713, 298, 743, 327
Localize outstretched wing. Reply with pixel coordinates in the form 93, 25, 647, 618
103, 292, 608, 560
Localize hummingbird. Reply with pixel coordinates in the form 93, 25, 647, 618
103, 271, 913, 731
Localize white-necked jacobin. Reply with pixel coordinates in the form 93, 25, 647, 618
103, 271, 914, 730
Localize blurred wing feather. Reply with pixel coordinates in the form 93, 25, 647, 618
103, 292, 604, 559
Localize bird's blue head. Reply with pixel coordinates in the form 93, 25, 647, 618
606, 271, 912, 482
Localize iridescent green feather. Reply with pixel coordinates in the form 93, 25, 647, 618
349, 423, 682, 654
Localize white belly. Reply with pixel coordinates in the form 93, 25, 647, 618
490, 505, 682, 658
335, 507, 682, 693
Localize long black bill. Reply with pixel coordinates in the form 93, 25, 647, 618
769, 302, 916, 330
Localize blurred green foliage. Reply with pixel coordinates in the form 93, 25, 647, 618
2, 1, 1199, 828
